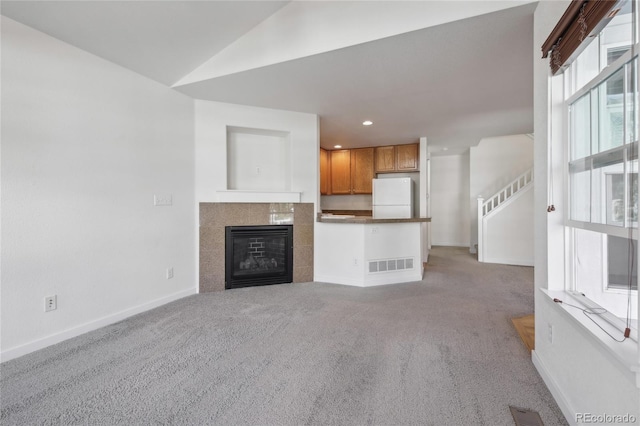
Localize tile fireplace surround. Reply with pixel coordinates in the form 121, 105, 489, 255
199, 203, 314, 292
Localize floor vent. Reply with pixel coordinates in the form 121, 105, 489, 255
509, 406, 544, 426
368, 258, 414, 274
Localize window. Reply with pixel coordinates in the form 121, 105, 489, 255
608, 235, 638, 290
565, 1, 638, 325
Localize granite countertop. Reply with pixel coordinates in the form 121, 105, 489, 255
317, 213, 431, 224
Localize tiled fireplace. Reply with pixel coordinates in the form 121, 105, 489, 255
199, 203, 314, 292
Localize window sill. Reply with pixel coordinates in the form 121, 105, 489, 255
540, 288, 640, 388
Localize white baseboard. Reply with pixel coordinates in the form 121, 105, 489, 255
1, 288, 196, 363
532, 350, 576, 426
431, 242, 470, 248
482, 257, 534, 267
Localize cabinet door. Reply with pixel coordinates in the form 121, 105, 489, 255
350, 148, 374, 194
375, 146, 396, 173
396, 143, 419, 171
330, 150, 351, 194
320, 148, 330, 195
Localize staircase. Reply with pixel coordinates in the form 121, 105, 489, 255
477, 168, 533, 264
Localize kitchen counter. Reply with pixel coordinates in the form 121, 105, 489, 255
317, 213, 431, 224
315, 216, 429, 287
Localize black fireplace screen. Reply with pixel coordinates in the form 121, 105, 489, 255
225, 225, 293, 289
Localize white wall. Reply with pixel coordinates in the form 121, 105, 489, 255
1, 17, 196, 361
430, 153, 470, 247
469, 134, 533, 252
532, 2, 640, 423
194, 101, 319, 204
483, 187, 534, 266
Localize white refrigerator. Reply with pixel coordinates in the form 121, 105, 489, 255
372, 177, 413, 219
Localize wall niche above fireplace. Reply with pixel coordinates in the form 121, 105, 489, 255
227, 126, 291, 192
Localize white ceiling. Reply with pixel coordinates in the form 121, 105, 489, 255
1, 1, 537, 154
0, 1, 290, 86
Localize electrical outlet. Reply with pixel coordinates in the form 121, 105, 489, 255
45, 295, 57, 312
166, 267, 174, 279
548, 324, 554, 344
371, 227, 379, 234
353, 258, 358, 266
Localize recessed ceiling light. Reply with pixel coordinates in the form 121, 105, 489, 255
334, 145, 342, 149
362, 120, 373, 126
442, 147, 449, 151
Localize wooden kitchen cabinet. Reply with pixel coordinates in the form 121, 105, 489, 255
374, 146, 396, 173
320, 148, 330, 195
322, 147, 374, 195
350, 148, 374, 194
396, 143, 419, 171
374, 143, 419, 173
329, 149, 351, 194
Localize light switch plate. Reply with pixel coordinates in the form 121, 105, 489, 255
154, 194, 173, 206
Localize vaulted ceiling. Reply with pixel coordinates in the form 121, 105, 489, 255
1, 1, 537, 154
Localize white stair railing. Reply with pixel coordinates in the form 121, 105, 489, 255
477, 168, 533, 262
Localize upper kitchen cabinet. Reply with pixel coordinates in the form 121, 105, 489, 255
350, 148, 374, 194
322, 147, 375, 195
329, 149, 351, 194
374, 146, 396, 172
320, 148, 330, 195
374, 143, 419, 173
395, 143, 419, 171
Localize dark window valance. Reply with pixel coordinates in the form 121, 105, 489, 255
542, 0, 621, 75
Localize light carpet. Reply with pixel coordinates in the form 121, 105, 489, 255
1, 247, 567, 425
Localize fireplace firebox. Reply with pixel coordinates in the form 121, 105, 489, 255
225, 225, 293, 289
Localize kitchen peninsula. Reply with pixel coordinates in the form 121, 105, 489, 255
315, 214, 430, 287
